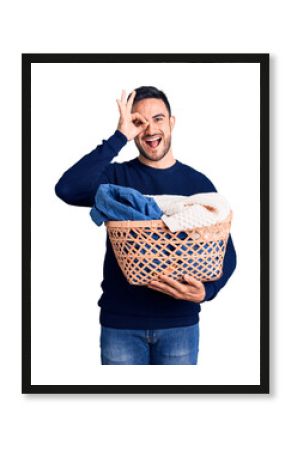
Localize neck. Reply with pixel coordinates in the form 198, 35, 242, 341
138, 149, 176, 169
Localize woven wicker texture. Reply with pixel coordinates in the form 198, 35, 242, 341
105, 212, 232, 286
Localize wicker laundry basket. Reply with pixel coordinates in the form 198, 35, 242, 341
105, 212, 232, 286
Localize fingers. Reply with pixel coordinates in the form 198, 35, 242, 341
183, 275, 205, 301
118, 89, 135, 108
131, 112, 148, 125
148, 280, 181, 298
183, 274, 203, 288
148, 276, 204, 302
117, 89, 137, 117
127, 90, 136, 111
158, 275, 187, 294
150, 274, 202, 291
149, 274, 187, 297
116, 90, 127, 114
121, 89, 126, 104
116, 99, 121, 114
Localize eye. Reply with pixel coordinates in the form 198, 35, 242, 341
155, 117, 163, 122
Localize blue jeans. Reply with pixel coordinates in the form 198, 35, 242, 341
100, 323, 199, 365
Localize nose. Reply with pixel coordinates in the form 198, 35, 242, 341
144, 120, 158, 135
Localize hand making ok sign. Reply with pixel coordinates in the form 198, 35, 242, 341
116, 89, 148, 141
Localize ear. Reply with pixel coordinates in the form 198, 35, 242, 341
170, 115, 176, 130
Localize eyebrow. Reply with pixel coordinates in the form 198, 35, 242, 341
152, 113, 166, 118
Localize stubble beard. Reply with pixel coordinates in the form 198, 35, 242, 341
135, 136, 172, 162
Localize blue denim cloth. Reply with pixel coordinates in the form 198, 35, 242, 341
100, 323, 199, 365
90, 183, 162, 226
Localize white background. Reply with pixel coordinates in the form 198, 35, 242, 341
31, 62, 259, 385
1, 0, 288, 449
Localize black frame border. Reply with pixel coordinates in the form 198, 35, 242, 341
22, 53, 269, 394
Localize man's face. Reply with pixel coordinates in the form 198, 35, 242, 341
132, 98, 175, 162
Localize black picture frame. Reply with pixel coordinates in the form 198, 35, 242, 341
22, 53, 269, 394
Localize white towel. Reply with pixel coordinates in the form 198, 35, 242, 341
145, 192, 231, 232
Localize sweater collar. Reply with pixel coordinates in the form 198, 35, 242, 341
134, 157, 180, 172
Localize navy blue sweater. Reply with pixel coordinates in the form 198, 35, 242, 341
55, 130, 237, 329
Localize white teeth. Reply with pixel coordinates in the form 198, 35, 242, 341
146, 137, 161, 142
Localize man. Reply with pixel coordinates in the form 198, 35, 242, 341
55, 86, 237, 365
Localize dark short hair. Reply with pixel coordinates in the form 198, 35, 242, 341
128, 86, 172, 116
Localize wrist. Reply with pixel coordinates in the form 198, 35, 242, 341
201, 282, 217, 302
106, 129, 128, 153
115, 129, 129, 143
117, 128, 130, 141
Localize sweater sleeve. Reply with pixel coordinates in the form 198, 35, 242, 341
202, 234, 237, 302
193, 170, 237, 302
54, 130, 128, 207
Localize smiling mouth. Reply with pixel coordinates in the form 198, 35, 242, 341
144, 137, 162, 149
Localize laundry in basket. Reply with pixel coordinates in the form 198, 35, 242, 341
90, 184, 232, 285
